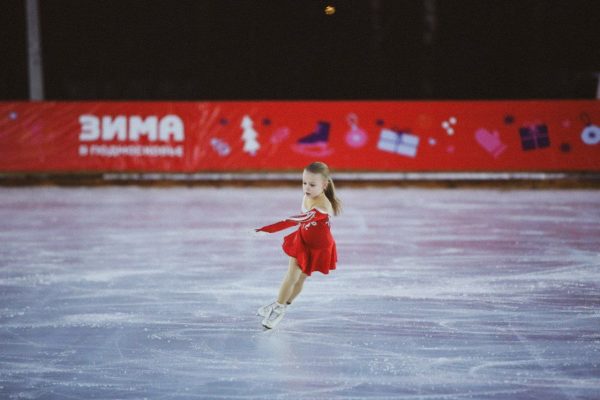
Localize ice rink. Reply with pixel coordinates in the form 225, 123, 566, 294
1, 186, 599, 399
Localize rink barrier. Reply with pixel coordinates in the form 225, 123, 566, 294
101, 172, 579, 181
1, 100, 599, 173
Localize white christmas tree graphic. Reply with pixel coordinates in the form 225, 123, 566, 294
241, 115, 260, 156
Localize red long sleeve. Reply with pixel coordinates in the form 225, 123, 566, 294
255, 209, 327, 233
255, 219, 299, 233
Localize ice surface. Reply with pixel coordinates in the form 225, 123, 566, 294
0, 187, 599, 399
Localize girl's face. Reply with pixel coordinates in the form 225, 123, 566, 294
302, 170, 327, 199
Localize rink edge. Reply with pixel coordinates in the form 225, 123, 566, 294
1, 172, 600, 188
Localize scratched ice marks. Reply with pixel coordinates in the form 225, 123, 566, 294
0, 187, 599, 399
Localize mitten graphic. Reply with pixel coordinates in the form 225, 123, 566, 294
475, 128, 507, 158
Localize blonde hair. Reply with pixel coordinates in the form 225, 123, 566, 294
305, 161, 342, 216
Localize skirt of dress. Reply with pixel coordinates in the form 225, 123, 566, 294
282, 228, 337, 276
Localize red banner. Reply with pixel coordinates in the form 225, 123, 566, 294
1, 100, 599, 172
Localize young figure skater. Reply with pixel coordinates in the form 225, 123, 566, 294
255, 161, 341, 329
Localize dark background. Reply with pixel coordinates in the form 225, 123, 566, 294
2, 0, 600, 100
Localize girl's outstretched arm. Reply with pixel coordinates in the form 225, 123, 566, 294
255, 210, 325, 233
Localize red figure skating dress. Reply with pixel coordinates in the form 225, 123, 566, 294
256, 207, 337, 276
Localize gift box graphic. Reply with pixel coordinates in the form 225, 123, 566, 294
377, 128, 420, 158
519, 124, 550, 151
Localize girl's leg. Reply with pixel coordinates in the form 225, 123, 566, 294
277, 257, 303, 305
286, 273, 308, 305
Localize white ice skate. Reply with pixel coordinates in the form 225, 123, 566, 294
257, 301, 277, 317
262, 303, 286, 329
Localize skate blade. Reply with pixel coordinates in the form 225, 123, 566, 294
262, 319, 280, 330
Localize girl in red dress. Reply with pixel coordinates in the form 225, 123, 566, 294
255, 161, 342, 329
